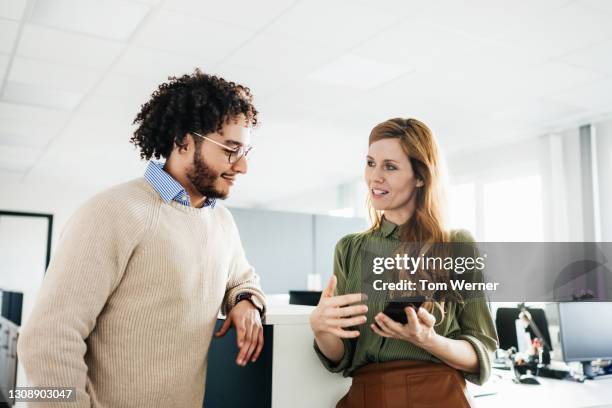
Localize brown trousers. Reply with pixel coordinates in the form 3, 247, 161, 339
336, 360, 474, 408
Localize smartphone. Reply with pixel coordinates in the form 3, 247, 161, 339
380, 296, 426, 324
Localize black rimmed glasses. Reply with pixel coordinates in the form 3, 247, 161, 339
191, 132, 253, 164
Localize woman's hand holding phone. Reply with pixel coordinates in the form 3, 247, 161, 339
309, 275, 368, 339
371, 305, 438, 348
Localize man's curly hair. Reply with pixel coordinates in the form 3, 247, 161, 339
131, 68, 258, 160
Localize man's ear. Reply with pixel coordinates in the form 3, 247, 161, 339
175, 133, 193, 155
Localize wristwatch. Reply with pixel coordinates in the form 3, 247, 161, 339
235, 292, 264, 317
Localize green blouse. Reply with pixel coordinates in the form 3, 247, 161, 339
314, 218, 499, 385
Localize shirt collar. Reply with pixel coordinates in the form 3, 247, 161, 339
144, 161, 216, 208
379, 216, 400, 238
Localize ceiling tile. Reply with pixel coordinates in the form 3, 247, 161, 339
111, 46, 214, 81
354, 0, 440, 16
222, 33, 338, 77
0, 160, 32, 174
2, 82, 83, 110
210, 63, 290, 98
551, 78, 612, 111
132, 9, 254, 61
0, 145, 41, 169
488, 98, 587, 128
557, 39, 612, 76
308, 54, 409, 91
8, 56, 103, 92
353, 20, 490, 72
0, 52, 9, 77
579, 0, 612, 14
501, 2, 612, 59
95, 72, 158, 103
0, 0, 27, 20
45, 114, 135, 160
417, 0, 570, 41
30, 0, 150, 41
0, 101, 71, 124
0, 117, 64, 148
262, 0, 400, 51
16, 24, 125, 70
77, 94, 140, 129
162, 0, 295, 30
0, 19, 19, 53
266, 76, 366, 114
504, 61, 603, 99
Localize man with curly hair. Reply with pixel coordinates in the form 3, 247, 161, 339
18, 69, 267, 407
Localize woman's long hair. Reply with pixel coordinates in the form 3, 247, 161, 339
367, 118, 455, 322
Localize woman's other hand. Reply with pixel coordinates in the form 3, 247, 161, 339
309, 275, 368, 339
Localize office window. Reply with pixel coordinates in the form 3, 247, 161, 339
447, 182, 476, 234
483, 175, 544, 241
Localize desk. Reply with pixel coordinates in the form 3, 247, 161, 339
469, 369, 612, 408
204, 304, 351, 408
205, 302, 612, 408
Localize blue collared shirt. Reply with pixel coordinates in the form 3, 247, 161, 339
144, 161, 216, 208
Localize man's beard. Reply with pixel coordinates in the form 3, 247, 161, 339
186, 148, 227, 200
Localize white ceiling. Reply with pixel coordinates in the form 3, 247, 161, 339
1, 0, 612, 207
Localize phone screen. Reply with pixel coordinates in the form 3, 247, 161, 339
380, 296, 426, 324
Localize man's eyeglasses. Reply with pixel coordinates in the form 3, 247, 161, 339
191, 132, 253, 164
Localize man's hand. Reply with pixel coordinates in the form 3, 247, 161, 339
214, 300, 263, 366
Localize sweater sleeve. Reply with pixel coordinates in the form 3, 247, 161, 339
16, 194, 147, 407
221, 209, 267, 317
313, 235, 356, 374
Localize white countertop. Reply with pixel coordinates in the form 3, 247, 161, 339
219, 293, 316, 325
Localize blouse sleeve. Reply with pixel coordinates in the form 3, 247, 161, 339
452, 296, 498, 385
313, 235, 357, 374
449, 229, 499, 385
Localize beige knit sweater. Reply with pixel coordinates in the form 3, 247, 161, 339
17, 177, 266, 407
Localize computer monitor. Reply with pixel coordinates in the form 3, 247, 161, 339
289, 290, 321, 306
495, 307, 552, 351
0, 290, 22, 326
558, 302, 612, 362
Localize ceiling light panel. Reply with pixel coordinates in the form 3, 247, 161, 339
30, 0, 150, 41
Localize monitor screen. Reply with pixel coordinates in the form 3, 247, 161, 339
558, 302, 612, 362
